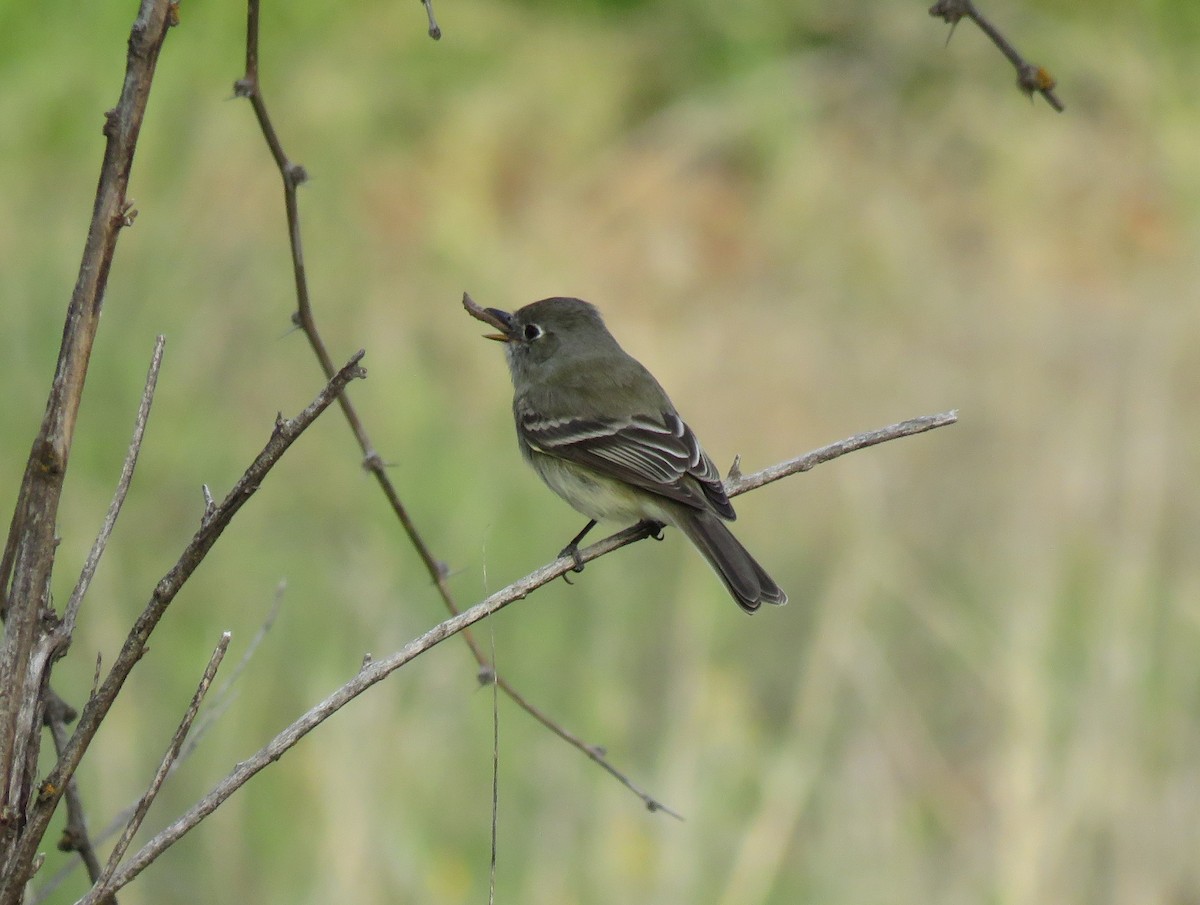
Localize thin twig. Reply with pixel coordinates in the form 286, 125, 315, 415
59, 336, 165, 650
494, 673, 682, 818
74, 412, 956, 898
31, 588, 285, 905
725, 410, 960, 497
487, 636, 498, 905
42, 695, 108, 904
186, 580, 286, 751
10, 353, 366, 892
33, 337, 164, 904
85, 633, 230, 905
929, 0, 1063, 111
420, 0, 442, 40
230, 0, 670, 817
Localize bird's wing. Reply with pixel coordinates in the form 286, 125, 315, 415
517, 407, 736, 519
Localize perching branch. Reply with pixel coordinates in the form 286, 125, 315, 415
74, 409, 956, 899
557, 411, 961, 573
725, 410, 960, 497
6, 352, 366, 900
929, 0, 1063, 111
230, 0, 674, 816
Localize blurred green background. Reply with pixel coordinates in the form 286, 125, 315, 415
3, 0, 1199, 902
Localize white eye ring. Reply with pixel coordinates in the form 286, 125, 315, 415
523, 323, 543, 341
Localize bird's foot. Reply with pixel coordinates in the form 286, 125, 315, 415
558, 543, 586, 584
640, 520, 667, 541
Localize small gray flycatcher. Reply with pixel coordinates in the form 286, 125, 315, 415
468, 294, 787, 613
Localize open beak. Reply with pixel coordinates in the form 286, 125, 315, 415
463, 292, 515, 342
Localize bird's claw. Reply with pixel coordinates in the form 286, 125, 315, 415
559, 543, 586, 581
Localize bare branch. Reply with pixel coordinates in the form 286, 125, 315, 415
725, 410, 960, 497
9, 336, 164, 905
537, 412, 960, 578
929, 0, 1063, 111
84, 634, 231, 905
76, 412, 955, 895
89, 568, 580, 896
231, 0, 674, 815
420, 0, 442, 40
31, 588, 285, 905
42, 694, 107, 903
489, 673, 683, 818
0, 6, 177, 893
59, 336, 165, 649
186, 581, 286, 750
8, 353, 366, 894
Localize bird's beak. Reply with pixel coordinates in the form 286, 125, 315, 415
481, 308, 514, 342
462, 292, 515, 342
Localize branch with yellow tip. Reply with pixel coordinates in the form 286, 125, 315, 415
929, 0, 1064, 111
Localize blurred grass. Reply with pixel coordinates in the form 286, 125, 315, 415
3, 0, 1200, 903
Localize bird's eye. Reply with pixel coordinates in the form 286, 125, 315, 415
523, 323, 543, 341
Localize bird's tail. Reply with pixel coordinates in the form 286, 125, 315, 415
674, 510, 788, 613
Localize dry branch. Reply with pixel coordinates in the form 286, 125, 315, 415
39, 336, 164, 905
31, 588, 286, 905
230, 0, 682, 814
929, 0, 1064, 111
85, 634, 231, 905
421, 0, 442, 40
43, 696, 104, 896
59, 336, 165, 653
76, 410, 956, 899
0, 0, 965, 899
0, 2, 176, 899
7, 352, 365, 900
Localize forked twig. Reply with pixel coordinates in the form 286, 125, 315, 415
28, 337, 165, 903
